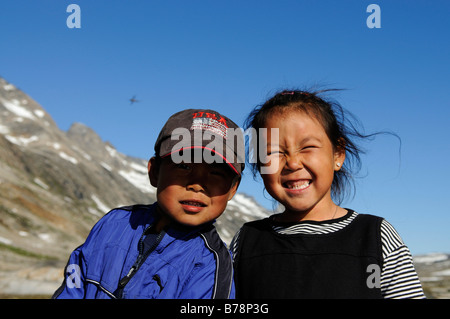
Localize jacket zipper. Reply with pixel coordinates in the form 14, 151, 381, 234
114, 225, 165, 298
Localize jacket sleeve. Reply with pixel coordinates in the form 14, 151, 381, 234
52, 210, 114, 299
52, 208, 122, 299
52, 246, 87, 299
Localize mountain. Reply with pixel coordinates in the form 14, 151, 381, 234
0, 76, 271, 297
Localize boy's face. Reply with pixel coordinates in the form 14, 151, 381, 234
148, 156, 239, 228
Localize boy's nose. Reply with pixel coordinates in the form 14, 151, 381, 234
187, 183, 205, 193
186, 166, 207, 192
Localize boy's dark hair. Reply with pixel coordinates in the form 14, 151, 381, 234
244, 88, 400, 204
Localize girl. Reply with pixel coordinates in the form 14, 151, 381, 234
232, 89, 425, 299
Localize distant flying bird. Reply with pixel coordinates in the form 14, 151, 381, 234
129, 95, 140, 105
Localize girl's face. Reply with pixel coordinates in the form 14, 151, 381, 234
260, 110, 345, 220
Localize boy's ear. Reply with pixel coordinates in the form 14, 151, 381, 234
227, 177, 240, 201
148, 157, 159, 187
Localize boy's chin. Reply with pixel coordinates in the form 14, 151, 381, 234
173, 219, 209, 229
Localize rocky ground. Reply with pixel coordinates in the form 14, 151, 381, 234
0, 248, 64, 298
414, 253, 450, 299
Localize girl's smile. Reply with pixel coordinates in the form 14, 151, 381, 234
283, 179, 312, 192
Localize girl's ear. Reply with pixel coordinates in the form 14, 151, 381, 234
148, 157, 159, 187
334, 139, 346, 171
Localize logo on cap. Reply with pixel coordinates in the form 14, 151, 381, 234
191, 111, 229, 139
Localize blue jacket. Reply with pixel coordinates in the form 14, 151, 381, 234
53, 203, 234, 299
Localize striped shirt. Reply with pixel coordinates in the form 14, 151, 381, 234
230, 211, 425, 299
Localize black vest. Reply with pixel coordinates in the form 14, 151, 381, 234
234, 212, 384, 299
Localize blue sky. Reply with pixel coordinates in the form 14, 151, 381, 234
1, 0, 449, 255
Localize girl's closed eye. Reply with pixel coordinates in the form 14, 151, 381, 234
267, 149, 283, 156
264, 151, 283, 164
300, 138, 321, 151
302, 145, 319, 151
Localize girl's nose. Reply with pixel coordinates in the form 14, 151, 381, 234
284, 154, 303, 171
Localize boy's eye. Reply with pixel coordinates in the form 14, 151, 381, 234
211, 170, 226, 177
176, 163, 191, 170
209, 165, 228, 176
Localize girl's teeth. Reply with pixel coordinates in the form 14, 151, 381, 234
285, 180, 310, 190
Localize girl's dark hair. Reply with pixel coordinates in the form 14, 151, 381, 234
244, 88, 398, 205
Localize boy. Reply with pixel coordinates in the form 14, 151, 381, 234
53, 109, 245, 299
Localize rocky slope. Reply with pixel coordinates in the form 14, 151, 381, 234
0, 76, 270, 297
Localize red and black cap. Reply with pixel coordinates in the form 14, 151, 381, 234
154, 109, 245, 176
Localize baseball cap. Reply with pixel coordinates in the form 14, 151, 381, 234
154, 109, 245, 176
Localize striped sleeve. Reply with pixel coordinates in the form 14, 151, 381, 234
380, 220, 425, 299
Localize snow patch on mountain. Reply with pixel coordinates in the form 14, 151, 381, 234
414, 253, 449, 265
0, 98, 36, 120
119, 168, 154, 194
5, 134, 39, 146
58, 151, 78, 165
